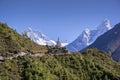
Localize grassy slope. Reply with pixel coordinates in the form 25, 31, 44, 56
0, 49, 120, 80
0, 22, 48, 56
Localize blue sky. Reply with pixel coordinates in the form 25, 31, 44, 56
0, 0, 120, 43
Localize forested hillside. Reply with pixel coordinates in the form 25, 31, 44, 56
0, 49, 120, 80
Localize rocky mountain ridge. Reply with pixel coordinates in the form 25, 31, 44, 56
66, 19, 112, 52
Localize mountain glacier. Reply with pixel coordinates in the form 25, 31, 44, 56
23, 28, 68, 47
66, 19, 112, 52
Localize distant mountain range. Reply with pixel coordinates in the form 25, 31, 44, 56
23, 28, 68, 47
66, 19, 112, 52
84, 23, 120, 62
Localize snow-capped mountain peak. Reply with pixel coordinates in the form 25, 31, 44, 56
23, 27, 55, 46
23, 28, 68, 47
80, 28, 91, 45
25, 27, 48, 40
82, 28, 90, 37
66, 19, 112, 52
84, 28, 90, 33
104, 19, 111, 29
97, 19, 112, 31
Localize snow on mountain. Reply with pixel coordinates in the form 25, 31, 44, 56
23, 28, 56, 46
66, 19, 112, 52
23, 28, 68, 47
61, 43, 69, 47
